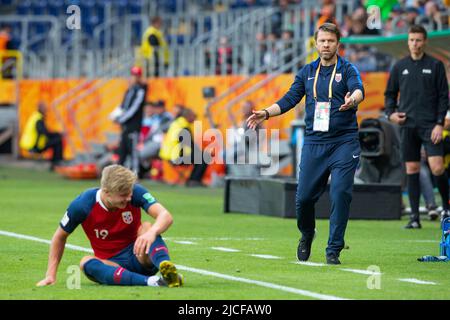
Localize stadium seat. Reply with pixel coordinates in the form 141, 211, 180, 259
86, 16, 100, 36
31, 0, 46, 15
47, 0, 64, 16
128, 0, 143, 15
16, 0, 31, 15
80, 0, 95, 13
116, 0, 128, 16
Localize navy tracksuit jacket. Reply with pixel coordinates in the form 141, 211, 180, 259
277, 56, 364, 256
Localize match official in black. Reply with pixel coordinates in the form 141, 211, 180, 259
385, 25, 450, 229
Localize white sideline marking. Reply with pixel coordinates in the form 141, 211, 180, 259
176, 265, 347, 300
398, 278, 437, 285
402, 240, 439, 243
214, 238, 265, 241
0, 230, 347, 300
293, 261, 326, 267
165, 237, 265, 241
0, 230, 93, 253
341, 268, 382, 276
171, 240, 197, 245
211, 247, 241, 252
249, 254, 282, 260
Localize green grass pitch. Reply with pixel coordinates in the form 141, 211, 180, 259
0, 166, 449, 300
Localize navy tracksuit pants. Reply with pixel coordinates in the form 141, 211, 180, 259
296, 138, 360, 256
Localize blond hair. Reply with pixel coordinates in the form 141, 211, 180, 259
100, 165, 137, 194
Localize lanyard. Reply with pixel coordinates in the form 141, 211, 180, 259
313, 59, 338, 101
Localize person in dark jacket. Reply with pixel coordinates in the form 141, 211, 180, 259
113, 66, 148, 172
247, 23, 364, 265
385, 25, 450, 228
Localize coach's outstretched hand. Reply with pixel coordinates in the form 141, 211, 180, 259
339, 92, 355, 111
246, 110, 266, 130
36, 275, 56, 287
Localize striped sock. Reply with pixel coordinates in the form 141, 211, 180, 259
149, 235, 171, 268
83, 259, 148, 286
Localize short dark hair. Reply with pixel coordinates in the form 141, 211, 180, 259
408, 25, 427, 39
314, 23, 341, 42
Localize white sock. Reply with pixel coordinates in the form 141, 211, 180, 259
147, 275, 161, 287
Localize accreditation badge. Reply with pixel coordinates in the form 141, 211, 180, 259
313, 101, 330, 132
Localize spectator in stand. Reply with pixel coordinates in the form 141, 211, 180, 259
173, 103, 186, 118
216, 36, 233, 75
270, 0, 290, 38
405, 6, 421, 26
19, 102, 65, 171
348, 7, 380, 36
316, 1, 338, 29
417, 1, 444, 30
345, 7, 380, 72
141, 16, 169, 77
0, 24, 14, 79
263, 32, 281, 71
140, 101, 156, 143
252, 31, 267, 73
0, 24, 12, 52
159, 108, 208, 187
138, 100, 174, 178
281, 29, 295, 73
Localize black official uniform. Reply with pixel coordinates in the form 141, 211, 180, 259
385, 53, 449, 161
116, 82, 147, 168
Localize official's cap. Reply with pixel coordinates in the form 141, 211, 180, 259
130, 66, 142, 76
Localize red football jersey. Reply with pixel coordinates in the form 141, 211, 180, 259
60, 184, 157, 259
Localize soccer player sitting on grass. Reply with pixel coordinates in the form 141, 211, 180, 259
36, 164, 183, 287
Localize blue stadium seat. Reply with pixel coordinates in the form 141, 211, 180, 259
65, 0, 80, 7
130, 21, 142, 45
48, 0, 64, 16
115, 0, 128, 16
0, 0, 13, 5
80, 0, 95, 15
128, 0, 143, 15
94, 1, 105, 21
158, 0, 177, 13
16, 0, 31, 15
61, 28, 73, 45
30, 0, 46, 15
86, 15, 100, 36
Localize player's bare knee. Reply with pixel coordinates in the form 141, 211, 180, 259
431, 166, 445, 176
138, 221, 153, 236
79, 256, 96, 271
406, 163, 420, 174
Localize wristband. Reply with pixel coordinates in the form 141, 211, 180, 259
263, 109, 270, 120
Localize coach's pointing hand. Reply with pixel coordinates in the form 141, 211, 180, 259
246, 110, 266, 130
339, 92, 355, 111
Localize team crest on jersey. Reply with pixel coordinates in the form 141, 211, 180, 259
122, 211, 133, 224
335, 73, 342, 83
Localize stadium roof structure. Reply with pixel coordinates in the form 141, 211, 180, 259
341, 29, 450, 62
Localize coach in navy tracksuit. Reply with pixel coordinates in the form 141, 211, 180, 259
247, 23, 364, 264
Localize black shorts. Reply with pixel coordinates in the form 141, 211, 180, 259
400, 126, 444, 162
